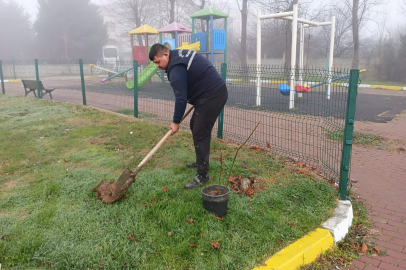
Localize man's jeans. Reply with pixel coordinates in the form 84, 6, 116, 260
190, 85, 228, 176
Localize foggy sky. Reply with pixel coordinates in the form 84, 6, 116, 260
12, 0, 406, 34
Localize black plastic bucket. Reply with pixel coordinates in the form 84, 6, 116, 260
201, 185, 230, 217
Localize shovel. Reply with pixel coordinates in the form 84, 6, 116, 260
94, 106, 194, 204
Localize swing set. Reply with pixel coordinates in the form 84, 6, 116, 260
256, 4, 336, 109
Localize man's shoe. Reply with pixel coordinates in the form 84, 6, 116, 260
186, 162, 198, 168
185, 174, 210, 190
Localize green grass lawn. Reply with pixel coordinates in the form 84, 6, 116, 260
0, 95, 338, 269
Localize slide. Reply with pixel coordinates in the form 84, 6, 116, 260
126, 62, 158, 89
126, 41, 201, 89
178, 41, 200, 52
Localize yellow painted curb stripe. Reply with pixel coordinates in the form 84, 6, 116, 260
9, 79, 21, 82
370, 85, 403, 90
252, 228, 333, 270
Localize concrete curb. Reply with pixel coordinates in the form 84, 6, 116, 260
322, 200, 353, 243
252, 201, 353, 270
0, 79, 21, 83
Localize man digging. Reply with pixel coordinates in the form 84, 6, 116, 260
149, 44, 228, 190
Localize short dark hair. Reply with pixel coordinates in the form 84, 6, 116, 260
149, 44, 169, 61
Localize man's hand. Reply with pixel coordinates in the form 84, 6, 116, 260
169, 123, 180, 135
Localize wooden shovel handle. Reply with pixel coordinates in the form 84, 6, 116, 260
136, 106, 194, 169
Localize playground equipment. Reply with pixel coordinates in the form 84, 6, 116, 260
257, 4, 336, 108
89, 63, 118, 74
309, 69, 366, 88
105, 7, 228, 89
158, 22, 192, 49
89, 63, 129, 82
297, 17, 335, 98
190, 7, 228, 64
130, 25, 159, 64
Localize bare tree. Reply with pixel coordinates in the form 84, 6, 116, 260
239, 0, 248, 65
187, 0, 209, 32
333, 0, 386, 68
375, 9, 389, 79
100, 0, 157, 46
170, 0, 175, 23
401, 0, 406, 13
352, 0, 359, 68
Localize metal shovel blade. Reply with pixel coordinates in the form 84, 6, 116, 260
93, 168, 136, 204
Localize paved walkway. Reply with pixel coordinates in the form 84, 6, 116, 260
347, 89, 406, 270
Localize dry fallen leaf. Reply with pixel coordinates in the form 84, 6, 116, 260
372, 246, 381, 255
214, 216, 224, 221
163, 187, 168, 193
245, 187, 254, 198
186, 218, 194, 224
270, 179, 274, 182
129, 233, 135, 242
266, 142, 271, 148
189, 243, 197, 247
297, 162, 306, 168
361, 242, 368, 253
1, 235, 8, 240
216, 238, 222, 241
201, 232, 204, 238
94, 243, 101, 247
209, 241, 221, 250
64, 159, 68, 162
99, 261, 104, 268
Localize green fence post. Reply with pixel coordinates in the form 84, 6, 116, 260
35, 59, 41, 99
339, 69, 359, 200
79, 59, 87, 105
133, 60, 138, 118
0, 60, 5, 94
217, 63, 226, 139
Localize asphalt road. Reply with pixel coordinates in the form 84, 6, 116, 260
63, 81, 406, 123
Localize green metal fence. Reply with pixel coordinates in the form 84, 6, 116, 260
0, 59, 359, 199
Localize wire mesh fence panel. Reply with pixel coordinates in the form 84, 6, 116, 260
222, 64, 351, 182
35, 60, 84, 104
80, 59, 134, 112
